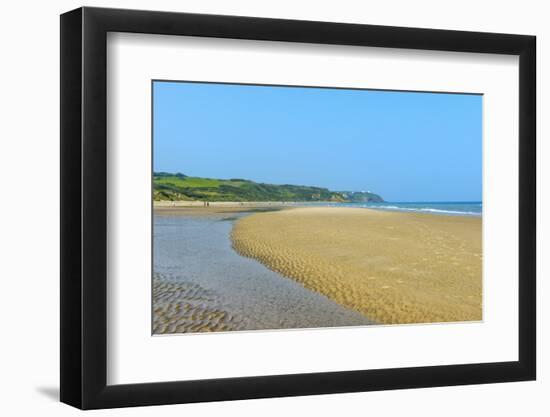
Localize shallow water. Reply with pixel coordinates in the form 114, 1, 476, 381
153, 212, 374, 333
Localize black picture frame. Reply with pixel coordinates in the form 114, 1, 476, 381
60, 6, 536, 410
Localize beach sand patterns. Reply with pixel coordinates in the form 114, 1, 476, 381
231, 207, 482, 325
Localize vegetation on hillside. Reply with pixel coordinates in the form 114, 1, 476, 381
153, 172, 384, 203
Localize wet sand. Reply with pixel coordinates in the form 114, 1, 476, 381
154, 201, 297, 208
153, 208, 374, 334
153, 205, 284, 218
231, 207, 482, 324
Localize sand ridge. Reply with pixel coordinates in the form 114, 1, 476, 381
153, 212, 375, 334
231, 207, 482, 324
153, 274, 244, 334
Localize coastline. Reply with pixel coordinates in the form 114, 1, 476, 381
231, 206, 482, 325
153, 200, 482, 217
154, 200, 338, 208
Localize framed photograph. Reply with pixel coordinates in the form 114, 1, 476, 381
60, 7, 536, 409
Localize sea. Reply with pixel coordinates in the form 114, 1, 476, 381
308, 201, 482, 217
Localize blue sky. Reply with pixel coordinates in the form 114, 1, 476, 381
153, 81, 482, 202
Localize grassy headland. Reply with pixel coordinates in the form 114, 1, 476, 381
153, 172, 384, 203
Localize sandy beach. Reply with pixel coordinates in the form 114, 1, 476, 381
153, 207, 374, 334
231, 207, 482, 324
153, 205, 285, 217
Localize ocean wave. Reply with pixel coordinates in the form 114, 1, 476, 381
364, 205, 481, 216
417, 208, 481, 216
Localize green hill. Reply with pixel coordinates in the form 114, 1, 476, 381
153, 172, 384, 203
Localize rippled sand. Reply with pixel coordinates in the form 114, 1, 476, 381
231, 207, 482, 324
153, 210, 374, 334
153, 275, 243, 333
